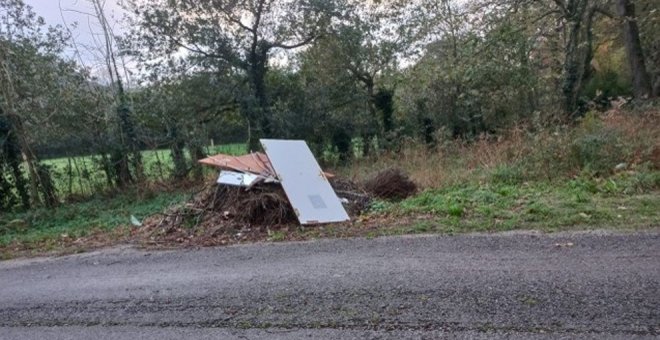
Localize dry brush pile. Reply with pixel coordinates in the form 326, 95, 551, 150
363, 168, 418, 200
137, 169, 417, 247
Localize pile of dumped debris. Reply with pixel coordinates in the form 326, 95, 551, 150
363, 167, 417, 200
138, 140, 416, 247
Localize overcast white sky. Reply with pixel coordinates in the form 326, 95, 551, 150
24, 0, 127, 77
20, 0, 424, 78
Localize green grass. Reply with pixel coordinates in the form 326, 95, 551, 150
41, 143, 245, 196
382, 170, 659, 233
0, 188, 189, 255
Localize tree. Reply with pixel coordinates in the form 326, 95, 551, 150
0, 107, 29, 210
616, 0, 652, 98
463, 0, 622, 117
394, 0, 542, 140
638, 1, 660, 97
125, 0, 347, 151
0, 0, 69, 208
132, 72, 241, 180
292, 0, 414, 155
88, 0, 143, 187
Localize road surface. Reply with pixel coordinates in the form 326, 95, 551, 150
1, 230, 659, 339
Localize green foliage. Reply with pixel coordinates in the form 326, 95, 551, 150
0, 115, 29, 211
268, 230, 286, 242
382, 174, 658, 233
637, 0, 660, 96
491, 165, 524, 185
368, 200, 394, 214
320, 144, 341, 167
397, 18, 539, 138
125, 0, 347, 150
582, 69, 632, 100
0, 0, 657, 230
510, 112, 652, 181
568, 171, 660, 196
0, 189, 188, 248
400, 187, 479, 217
351, 138, 366, 159
0, 0, 75, 210
569, 114, 626, 175
447, 203, 464, 217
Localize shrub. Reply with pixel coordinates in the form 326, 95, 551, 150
490, 164, 524, 185
320, 144, 341, 167
569, 129, 625, 175
615, 170, 660, 194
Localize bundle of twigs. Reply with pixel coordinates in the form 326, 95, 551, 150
329, 177, 372, 216
363, 167, 417, 200
144, 183, 297, 236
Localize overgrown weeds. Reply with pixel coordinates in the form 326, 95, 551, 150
340, 108, 659, 233
342, 108, 659, 187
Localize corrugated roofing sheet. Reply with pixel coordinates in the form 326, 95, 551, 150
198, 152, 275, 176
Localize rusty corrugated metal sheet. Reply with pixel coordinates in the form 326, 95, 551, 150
198, 152, 335, 178
198, 152, 275, 176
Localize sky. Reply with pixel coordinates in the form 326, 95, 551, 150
20, 0, 423, 78
23, 0, 127, 78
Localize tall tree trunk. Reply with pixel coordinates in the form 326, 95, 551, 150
111, 148, 133, 187
562, 15, 585, 117
36, 163, 58, 208
116, 98, 144, 184
363, 80, 381, 156
168, 124, 187, 180
246, 41, 271, 152
560, 1, 599, 119
617, 0, 652, 98
4, 108, 44, 206
92, 0, 143, 185
374, 88, 394, 149
0, 108, 29, 209
189, 143, 206, 181
3, 107, 59, 207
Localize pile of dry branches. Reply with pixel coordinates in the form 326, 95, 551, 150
363, 167, 417, 200
137, 172, 409, 247
143, 184, 297, 235
329, 177, 372, 216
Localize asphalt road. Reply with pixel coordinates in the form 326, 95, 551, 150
1, 230, 659, 339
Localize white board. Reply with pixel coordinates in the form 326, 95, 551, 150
217, 170, 260, 187
261, 139, 349, 224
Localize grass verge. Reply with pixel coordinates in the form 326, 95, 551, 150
383, 174, 658, 234
0, 186, 189, 259
1, 173, 657, 259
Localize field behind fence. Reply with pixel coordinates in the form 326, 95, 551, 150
41, 144, 246, 197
